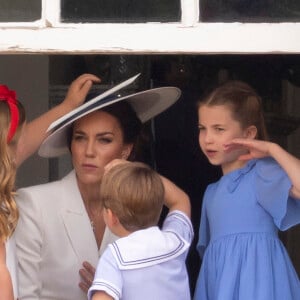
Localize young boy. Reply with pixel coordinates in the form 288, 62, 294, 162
88, 160, 193, 300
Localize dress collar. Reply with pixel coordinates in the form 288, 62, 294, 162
224, 159, 257, 193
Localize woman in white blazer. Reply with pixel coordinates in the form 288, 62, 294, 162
15, 77, 181, 300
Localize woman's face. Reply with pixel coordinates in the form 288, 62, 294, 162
71, 110, 131, 186
198, 104, 249, 174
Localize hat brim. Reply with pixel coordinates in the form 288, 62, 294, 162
38, 86, 181, 157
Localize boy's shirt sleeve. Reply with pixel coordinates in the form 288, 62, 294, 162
87, 248, 122, 300
162, 210, 194, 245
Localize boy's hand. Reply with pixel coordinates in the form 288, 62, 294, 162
104, 159, 129, 174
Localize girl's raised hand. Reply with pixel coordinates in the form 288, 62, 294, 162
63, 74, 101, 111
224, 138, 273, 161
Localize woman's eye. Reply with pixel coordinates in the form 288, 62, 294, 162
73, 135, 85, 141
98, 137, 112, 144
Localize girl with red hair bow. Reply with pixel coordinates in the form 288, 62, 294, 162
0, 74, 100, 300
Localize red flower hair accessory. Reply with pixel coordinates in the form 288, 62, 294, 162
0, 85, 19, 143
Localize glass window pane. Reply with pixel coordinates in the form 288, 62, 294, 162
200, 0, 300, 22
0, 0, 41, 22
61, 0, 180, 23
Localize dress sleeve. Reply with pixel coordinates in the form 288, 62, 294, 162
88, 248, 122, 300
255, 158, 300, 231
196, 185, 212, 258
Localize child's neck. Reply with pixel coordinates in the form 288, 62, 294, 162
222, 159, 248, 175
111, 223, 133, 238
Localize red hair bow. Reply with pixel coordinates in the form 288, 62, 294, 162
0, 85, 19, 142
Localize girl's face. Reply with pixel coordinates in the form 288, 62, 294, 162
198, 104, 250, 174
71, 110, 132, 186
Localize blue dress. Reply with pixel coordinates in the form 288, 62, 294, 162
194, 158, 300, 300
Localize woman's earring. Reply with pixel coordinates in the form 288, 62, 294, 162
122, 152, 129, 160
122, 145, 132, 160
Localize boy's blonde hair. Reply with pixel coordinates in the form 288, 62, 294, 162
0, 100, 25, 242
100, 162, 164, 232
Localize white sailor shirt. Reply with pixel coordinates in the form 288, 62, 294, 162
88, 210, 193, 300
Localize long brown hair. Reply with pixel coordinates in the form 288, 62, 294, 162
197, 80, 268, 140
0, 100, 25, 242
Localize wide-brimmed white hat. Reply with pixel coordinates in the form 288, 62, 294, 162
38, 74, 181, 158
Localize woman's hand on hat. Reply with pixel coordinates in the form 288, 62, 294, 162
63, 73, 101, 111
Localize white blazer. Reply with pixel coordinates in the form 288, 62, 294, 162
6, 235, 18, 300
15, 170, 118, 300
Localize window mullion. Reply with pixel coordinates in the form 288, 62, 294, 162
44, 0, 61, 27
181, 0, 199, 26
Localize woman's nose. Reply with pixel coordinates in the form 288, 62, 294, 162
85, 140, 96, 156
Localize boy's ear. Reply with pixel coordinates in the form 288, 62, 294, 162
106, 208, 120, 227
245, 125, 257, 139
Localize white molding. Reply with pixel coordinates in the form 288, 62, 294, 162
181, 0, 199, 26
0, 22, 299, 54
44, 0, 61, 26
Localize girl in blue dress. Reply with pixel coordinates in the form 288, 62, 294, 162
194, 80, 300, 300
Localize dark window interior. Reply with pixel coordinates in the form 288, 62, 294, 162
200, 0, 300, 22
61, 0, 180, 23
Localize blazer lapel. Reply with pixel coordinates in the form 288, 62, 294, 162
60, 171, 99, 265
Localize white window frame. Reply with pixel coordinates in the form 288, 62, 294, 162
0, 0, 299, 54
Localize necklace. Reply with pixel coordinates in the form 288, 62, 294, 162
85, 204, 106, 249
90, 220, 96, 232
85, 204, 101, 232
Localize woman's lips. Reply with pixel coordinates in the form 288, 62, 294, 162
82, 163, 98, 170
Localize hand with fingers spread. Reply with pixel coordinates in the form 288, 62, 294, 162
79, 261, 96, 293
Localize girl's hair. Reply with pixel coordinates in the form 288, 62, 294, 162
197, 80, 269, 140
100, 162, 164, 232
68, 101, 143, 160
0, 100, 26, 242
